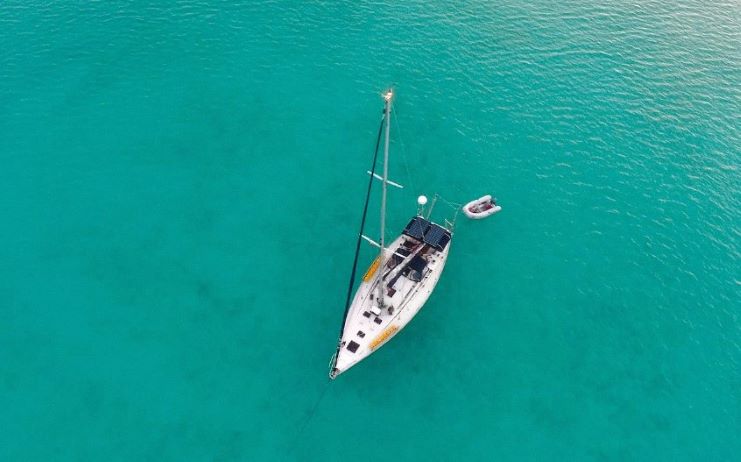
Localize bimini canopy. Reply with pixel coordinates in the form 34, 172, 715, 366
402, 217, 451, 251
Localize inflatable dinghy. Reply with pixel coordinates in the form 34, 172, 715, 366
463, 195, 501, 219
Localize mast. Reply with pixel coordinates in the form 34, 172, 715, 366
329, 104, 386, 379
377, 89, 393, 307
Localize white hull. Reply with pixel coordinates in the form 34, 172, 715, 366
331, 218, 451, 378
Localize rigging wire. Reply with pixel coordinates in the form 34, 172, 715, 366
437, 195, 463, 209
394, 107, 460, 206
329, 110, 386, 376
391, 104, 418, 196
393, 105, 463, 228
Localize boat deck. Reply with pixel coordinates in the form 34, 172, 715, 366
332, 216, 452, 376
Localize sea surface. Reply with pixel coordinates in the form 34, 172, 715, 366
1, 1, 739, 460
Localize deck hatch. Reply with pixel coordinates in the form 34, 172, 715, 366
347, 341, 360, 353
388, 247, 411, 268
408, 255, 427, 273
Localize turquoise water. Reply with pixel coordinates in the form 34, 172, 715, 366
1, 1, 739, 460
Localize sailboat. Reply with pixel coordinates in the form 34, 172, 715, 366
329, 90, 454, 379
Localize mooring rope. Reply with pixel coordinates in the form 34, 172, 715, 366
329, 110, 386, 375
287, 380, 332, 455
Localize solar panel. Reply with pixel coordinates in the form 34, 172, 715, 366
423, 223, 451, 250
402, 216, 430, 240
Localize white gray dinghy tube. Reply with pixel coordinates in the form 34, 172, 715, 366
463, 194, 501, 219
